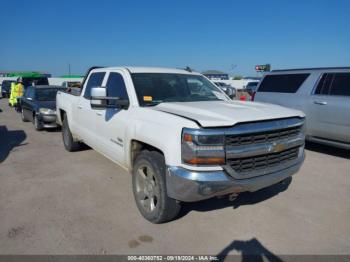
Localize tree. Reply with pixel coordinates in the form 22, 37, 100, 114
233, 75, 243, 80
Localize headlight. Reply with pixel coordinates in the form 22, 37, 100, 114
39, 108, 56, 114
181, 128, 225, 166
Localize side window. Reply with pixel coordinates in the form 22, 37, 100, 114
83, 72, 106, 99
24, 87, 30, 98
105, 73, 129, 103
315, 73, 333, 95
258, 74, 310, 93
30, 89, 36, 99
329, 73, 350, 96
26, 88, 35, 99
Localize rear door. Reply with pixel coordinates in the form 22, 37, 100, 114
308, 73, 350, 143
75, 71, 106, 144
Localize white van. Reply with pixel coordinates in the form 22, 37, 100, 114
254, 67, 350, 149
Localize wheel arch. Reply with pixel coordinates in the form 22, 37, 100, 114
129, 140, 164, 171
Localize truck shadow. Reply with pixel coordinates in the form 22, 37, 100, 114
216, 238, 282, 262
305, 141, 350, 159
0, 125, 27, 163
178, 177, 291, 219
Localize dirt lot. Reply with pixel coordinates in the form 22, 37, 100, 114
0, 98, 349, 256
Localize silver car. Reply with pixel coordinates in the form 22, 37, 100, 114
254, 67, 350, 149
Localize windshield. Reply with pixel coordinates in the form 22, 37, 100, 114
247, 82, 258, 87
35, 88, 63, 101
131, 73, 227, 106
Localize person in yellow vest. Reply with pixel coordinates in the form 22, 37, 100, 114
8, 82, 16, 106
9, 77, 24, 107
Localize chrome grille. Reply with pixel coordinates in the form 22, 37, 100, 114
227, 147, 299, 173
226, 125, 302, 146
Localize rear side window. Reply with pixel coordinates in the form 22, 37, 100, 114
105, 73, 129, 105
84, 72, 106, 99
258, 74, 309, 93
330, 73, 350, 96
315, 73, 350, 96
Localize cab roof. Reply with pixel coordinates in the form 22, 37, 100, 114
96, 66, 201, 75
272, 67, 350, 73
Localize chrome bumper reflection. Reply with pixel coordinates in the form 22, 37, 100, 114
166, 150, 304, 202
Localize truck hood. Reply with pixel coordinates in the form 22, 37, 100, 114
153, 101, 304, 127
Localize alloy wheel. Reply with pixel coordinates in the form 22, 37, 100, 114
135, 164, 160, 213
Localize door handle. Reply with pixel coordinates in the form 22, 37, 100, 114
77, 106, 83, 109
314, 101, 327, 105
96, 112, 103, 116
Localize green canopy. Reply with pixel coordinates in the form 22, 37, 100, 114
60, 75, 84, 78
6, 72, 45, 78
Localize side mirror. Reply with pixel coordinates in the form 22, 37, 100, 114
90, 87, 130, 110
90, 87, 107, 108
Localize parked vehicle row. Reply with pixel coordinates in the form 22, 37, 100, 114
56, 66, 305, 223
4, 65, 349, 223
1, 80, 16, 98
254, 67, 350, 150
20, 85, 66, 130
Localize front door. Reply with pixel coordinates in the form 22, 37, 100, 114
75, 71, 106, 145
93, 71, 130, 166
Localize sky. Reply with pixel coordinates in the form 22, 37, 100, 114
1, 0, 350, 76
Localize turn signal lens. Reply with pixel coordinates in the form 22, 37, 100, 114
183, 133, 193, 142
186, 157, 225, 165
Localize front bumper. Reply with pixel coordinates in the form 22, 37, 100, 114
37, 114, 58, 128
166, 151, 304, 202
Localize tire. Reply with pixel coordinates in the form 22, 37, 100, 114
21, 109, 29, 122
62, 114, 81, 152
34, 115, 43, 131
132, 150, 181, 223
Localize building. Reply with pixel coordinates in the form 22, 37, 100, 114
202, 70, 229, 80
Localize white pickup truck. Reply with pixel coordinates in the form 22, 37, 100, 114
56, 66, 306, 223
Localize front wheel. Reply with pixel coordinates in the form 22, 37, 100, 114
21, 109, 29, 122
34, 115, 43, 131
132, 150, 181, 223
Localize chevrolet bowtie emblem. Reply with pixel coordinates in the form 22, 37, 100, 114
272, 143, 286, 153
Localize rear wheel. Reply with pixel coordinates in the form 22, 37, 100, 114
62, 114, 81, 152
132, 150, 181, 223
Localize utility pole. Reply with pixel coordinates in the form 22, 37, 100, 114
68, 63, 71, 76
